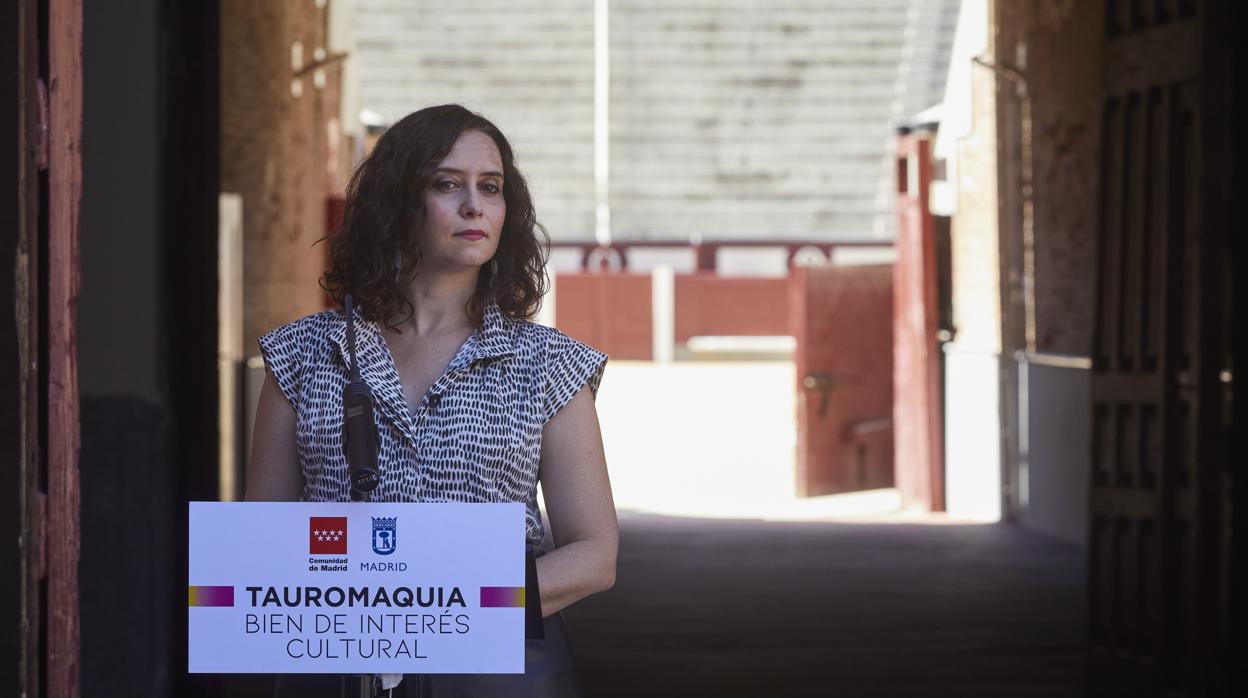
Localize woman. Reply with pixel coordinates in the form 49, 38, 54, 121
247, 104, 617, 697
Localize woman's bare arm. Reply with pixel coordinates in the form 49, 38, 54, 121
244, 369, 304, 502
535, 384, 619, 617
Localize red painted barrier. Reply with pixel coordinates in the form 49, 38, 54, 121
673, 275, 789, 343
554, 273, 653, 360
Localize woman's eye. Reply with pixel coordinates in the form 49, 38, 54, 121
436, 179, 458, 190
482, 182, 500, 194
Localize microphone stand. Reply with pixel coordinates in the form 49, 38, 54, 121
343, 293, 381, 503
340, 295, 388, 697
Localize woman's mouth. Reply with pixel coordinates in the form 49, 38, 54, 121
455, 229, 487, 241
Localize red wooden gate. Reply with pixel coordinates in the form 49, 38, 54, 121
791, 264, 894, 497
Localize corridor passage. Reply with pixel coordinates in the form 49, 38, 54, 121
563, 514, 1085, 697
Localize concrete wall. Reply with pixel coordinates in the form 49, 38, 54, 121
609, 0, 909, 241
896, 0, 963, 119
80, 0, 161, 401
79, 1, 174, 694
352, 0, 597, 241
351, 0, 961, 243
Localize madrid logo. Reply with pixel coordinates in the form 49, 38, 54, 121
371, 516, 397, 555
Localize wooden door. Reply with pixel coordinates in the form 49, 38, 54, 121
1089, 0, 1232, 693
7, 1, 83, 696
791, 264, 894, 497
3, 1, 42, 695
894, 130, 946, 512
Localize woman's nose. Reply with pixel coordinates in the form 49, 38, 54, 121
460, 188, 483, 217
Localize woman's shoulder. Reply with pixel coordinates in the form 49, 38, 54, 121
256, 309, 345, 405
504, 317, 609, 370
505, 317, 593, 356
258, 308, 343, 355
502, 318, 609, 415
262, 307, 342, 337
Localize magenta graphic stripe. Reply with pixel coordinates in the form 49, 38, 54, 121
188, 586, 235, 607
479, 586, 525, 608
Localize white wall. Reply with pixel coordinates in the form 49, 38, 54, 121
943, 348, 1002, 521
1018, 361, 1091, 546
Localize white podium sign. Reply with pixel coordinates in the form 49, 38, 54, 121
188, 502, 526, 674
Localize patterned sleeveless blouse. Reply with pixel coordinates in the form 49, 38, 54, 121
257, 300, 608, 549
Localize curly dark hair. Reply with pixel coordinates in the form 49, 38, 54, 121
321, 104, 550, 330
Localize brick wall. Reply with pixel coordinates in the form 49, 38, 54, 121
221, 0, 346, 349
996, 0, 1102, 357
948, 2, 1001, 355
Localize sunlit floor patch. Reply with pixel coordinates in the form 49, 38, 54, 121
581, 360, 974, 525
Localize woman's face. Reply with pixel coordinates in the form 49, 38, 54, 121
413, 129, 506, 274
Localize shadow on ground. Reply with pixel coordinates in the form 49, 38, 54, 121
564, 513, 1085, 698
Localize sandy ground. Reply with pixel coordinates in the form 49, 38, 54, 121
578, 360, 962, 523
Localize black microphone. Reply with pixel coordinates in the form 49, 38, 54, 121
342, 294, 380, 501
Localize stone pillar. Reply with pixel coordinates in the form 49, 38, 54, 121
221, 0, 346, 351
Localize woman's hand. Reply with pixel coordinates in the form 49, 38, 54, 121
535, 384, 619, 617
245, 369, 304, 501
